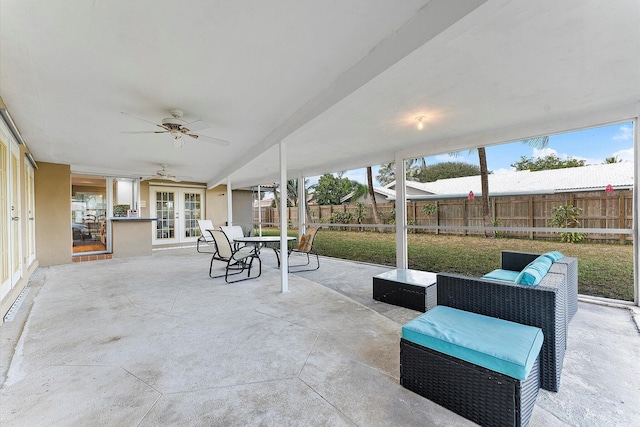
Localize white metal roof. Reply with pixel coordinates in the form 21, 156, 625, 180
378, 162, 635, 199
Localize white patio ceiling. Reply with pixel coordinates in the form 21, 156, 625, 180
1, 0, 638, 189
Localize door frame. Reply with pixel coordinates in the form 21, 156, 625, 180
149, 185, 205, 245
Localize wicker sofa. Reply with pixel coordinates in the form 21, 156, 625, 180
436, 251, 575, 392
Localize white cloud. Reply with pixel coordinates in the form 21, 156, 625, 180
613, 125, 633, 141
611, 147, 634, 162
532, 147, 558, 158
533, 147, 603, 165
492, 167, 516, 175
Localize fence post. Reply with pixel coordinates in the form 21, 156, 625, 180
462, 199, 467, 236
619, 193, 625, 243
528, 196, 534, 240
435, 201, 440, 235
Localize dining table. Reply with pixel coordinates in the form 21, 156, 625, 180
233, 235, 296, 267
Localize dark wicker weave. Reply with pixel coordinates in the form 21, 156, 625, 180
400, 338, 540, 427
502, 251, 578, 323
373, 272, 437, 312
436, 272, 566, 392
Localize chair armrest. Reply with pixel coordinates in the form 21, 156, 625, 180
437, 272, 567, 392
501, 251, 539, 271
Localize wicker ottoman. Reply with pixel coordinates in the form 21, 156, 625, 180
400, 306, 543, 427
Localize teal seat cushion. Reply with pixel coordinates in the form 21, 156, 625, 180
542, 251, 565, 262
402, 306, 544, 380
515, 255, 553, 286
483, 269, 519, 282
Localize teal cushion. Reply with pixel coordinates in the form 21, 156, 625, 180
402, 306, 544, 380
515, 255, 553, 286
542, 251, 565, 262
483, 269, 519, 282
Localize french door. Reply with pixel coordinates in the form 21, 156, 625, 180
150, 186, 204, 245
1, 134, 22, 302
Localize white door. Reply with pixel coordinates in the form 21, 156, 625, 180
9, 142, 21, 286
0, 134, 10, 298
150, 186, 204, 245
1, 132, 22, 302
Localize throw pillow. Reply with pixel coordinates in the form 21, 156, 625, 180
297, 235, 308, 251
515, 256, 553, 286
542, 251, 565, 262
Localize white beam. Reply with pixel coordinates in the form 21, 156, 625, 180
280, 141, 289, 293
208, 0, 488, 188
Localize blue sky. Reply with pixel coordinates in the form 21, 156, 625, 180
309, 121, 635, 187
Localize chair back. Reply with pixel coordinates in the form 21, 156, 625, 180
210, 230, 233, 259
220, 225, 245, 241
197, 220, 215, 238
298, 226, 320, 252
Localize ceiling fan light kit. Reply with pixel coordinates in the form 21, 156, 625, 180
122, 109, 230, 147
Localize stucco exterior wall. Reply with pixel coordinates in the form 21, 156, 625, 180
35, 162, 71, 266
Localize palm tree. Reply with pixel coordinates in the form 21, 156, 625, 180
366, 166, 383, 232
604, 156, 620, 164
476, 136, 549, 237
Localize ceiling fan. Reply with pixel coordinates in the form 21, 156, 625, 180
122, 109, 230, 148
141, 164, 191, 182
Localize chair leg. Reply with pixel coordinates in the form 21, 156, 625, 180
223, 255, 262, 283
288, 250, 320, 272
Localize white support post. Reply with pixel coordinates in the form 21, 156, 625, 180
395, 152, 408, 269
226, 180, 233, 226
297, 173, 305, 236
633, 116, 639, 306
280, 141, 289, 292
257, 184, 262, 236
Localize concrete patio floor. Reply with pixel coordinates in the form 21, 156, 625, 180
1, 248, 639, 426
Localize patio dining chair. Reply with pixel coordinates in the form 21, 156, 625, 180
220, 225, 249, 250
196, 219, 218, 255
209, 230, 261, 283
288, 226, 321, 272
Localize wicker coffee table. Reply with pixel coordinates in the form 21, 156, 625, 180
373, 269, 437, 312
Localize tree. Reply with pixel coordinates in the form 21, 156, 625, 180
603, 156, 620, 164
375, 158, 425, 186
412, 161, 482, 182
311, 173, 364, 205
376, 163, 395, 186
468, 136, 550, 238
511, 154, 586, 171
367, 166, 383, 232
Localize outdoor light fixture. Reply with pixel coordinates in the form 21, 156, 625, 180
415, 116, 425, 130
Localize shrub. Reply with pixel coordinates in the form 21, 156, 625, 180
548, 205, 586, 243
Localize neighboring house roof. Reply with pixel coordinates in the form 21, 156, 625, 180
376, 162, 634, 200
340, 191, 356, 204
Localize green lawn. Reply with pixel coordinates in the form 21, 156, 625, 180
266, 228, 635, 301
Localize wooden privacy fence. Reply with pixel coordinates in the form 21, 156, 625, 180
254, 190, 633, 243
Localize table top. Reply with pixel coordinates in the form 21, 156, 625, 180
374, 268, 437, 287
234, 236, 296, 243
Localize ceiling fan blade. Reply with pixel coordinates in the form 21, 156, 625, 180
121, 112, 162, 127
184, 120, 210, 132
188, 133, 230, 146
121, 131, 160, 134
